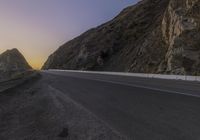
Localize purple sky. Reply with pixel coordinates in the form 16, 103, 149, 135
0, 0, 138, 69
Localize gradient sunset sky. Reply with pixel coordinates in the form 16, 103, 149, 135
0, 0, 138, 69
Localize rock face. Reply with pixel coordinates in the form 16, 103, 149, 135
161, 0, 200, 75
43, 0, 200, 75
0, 48, 32, 72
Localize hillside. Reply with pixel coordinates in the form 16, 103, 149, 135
43, 0, 200, 75
0, 48, 32, 81
0, 48, 31, 72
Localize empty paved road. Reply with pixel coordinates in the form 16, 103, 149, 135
42, 70, 200, 140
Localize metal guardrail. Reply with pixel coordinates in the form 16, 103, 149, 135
48, 69, 200, 82
0, 70, 36, 84
0, 77, 23, 84
0, 71, 38, 92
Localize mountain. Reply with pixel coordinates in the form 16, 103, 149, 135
42, 0, 200, 75
0, 48, 32, 72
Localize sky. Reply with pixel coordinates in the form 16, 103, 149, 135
0, 0, 138, 69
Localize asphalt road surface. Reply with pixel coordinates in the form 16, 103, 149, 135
42, 70, 200, 140
0, 73, 124, 140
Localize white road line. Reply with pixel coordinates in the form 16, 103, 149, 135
47, 69, 200, 82
44, 71, 200, 98
74, 77, 199, 97
48, 85, 129, 139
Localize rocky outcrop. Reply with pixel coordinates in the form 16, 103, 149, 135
43, 0, 200, 75
161, 0, 200, 74
0, 48, 32, 72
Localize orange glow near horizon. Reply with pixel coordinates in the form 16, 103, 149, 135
0, 0, 136, 70
29, 59, 43, 70
0, 47, 47, 70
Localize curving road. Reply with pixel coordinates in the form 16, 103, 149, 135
42, 70, 200, 140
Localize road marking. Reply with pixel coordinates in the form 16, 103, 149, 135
74, 76, 199, 97
48, 85, 129, 139
47, 69, 200, 82
44, 71, 200, 98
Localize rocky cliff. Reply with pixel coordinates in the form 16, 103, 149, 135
161, 0, 200, 74
43, 0, 200, 75
0, 48, 32, 72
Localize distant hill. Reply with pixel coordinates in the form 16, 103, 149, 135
0, 48, 32, 72
43, 0, 200, 75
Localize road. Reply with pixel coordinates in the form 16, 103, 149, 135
41, 70, 200, 140
0, 73, 124, 140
